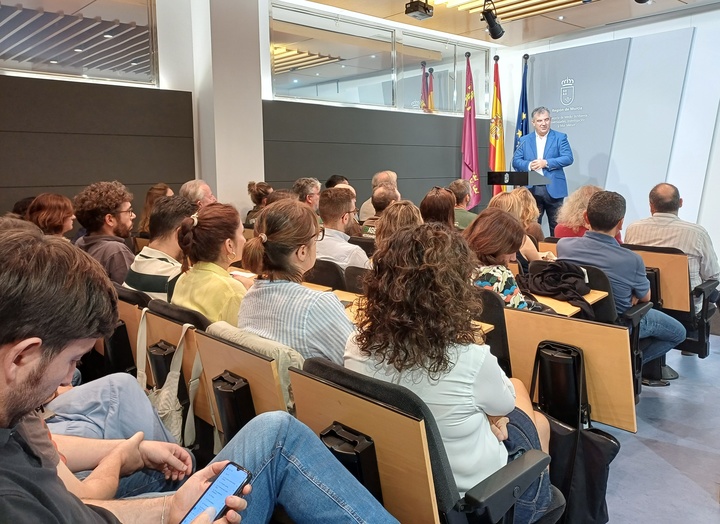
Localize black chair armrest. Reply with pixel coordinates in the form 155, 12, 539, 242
693, 279, 718, 322
622, 302, 653, 329
462, 449, 550, 522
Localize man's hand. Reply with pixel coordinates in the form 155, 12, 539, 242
139, 441, 193, 481
169, 461, 251, 524
112, 432, 145, 477
529, 159, 547, 171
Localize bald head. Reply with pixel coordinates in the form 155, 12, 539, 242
371, 170, 397, 189
649, 183, 681, 215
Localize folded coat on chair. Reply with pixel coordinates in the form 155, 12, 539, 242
521, 261, 595, 320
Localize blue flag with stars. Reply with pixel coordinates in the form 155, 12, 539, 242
514, 56, 529, 151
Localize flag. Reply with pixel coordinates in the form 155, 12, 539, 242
461, 53, 481, 208
489, 56, 506, 196
427, 67, 435, 112
514, 54, 529, 152
420, 61, 429, 112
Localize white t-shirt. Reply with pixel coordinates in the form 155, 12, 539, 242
344, 335, 516, 496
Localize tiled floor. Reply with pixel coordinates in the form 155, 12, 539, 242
601, 339, 720, 522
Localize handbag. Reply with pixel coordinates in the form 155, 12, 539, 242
530, 340, 621, 524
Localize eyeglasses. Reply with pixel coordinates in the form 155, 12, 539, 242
114, 208, 134, 215
317, 226, 325, 241
343, 208, 359, 217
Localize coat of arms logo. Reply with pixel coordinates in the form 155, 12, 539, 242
560, 77, 574, 106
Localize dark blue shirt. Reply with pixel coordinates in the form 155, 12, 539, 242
557, 231, 649, 314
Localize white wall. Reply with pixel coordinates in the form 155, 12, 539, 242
497, 8, 720, 249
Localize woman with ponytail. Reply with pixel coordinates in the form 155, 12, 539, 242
238, 199, 353, 364
171, 203, 251, 325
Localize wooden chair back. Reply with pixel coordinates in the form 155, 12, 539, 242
290, 368, 440, 524
195, 331, 286, 434
504, 308, 637, 432
622, 245, 691, 312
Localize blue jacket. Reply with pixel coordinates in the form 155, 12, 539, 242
512, 129, 573, 199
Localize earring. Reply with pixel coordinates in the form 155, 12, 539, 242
228, 251, 236, 262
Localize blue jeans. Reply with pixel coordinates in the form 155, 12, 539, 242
531, 186, 563, 236
638, 308, 686, 364
504, 408, 553, 524
211, 411, 397, 523
45, 373, 175, 442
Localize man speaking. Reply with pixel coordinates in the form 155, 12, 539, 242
512, 106, 574, 236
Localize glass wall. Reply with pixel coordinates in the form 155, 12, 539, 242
0, 0, 156, 84
270, 3, 489, 116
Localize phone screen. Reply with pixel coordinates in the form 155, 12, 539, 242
180, 462, 251, 524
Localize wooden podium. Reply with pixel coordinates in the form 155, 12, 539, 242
488, 170, 549, 187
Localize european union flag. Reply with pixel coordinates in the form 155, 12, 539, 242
514, 55, 529, 151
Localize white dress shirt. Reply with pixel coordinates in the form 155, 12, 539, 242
316, 228, 371, 272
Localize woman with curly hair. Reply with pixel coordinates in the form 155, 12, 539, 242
239, 199, 353, 364
464, 208, 529, 309
555, 185, 622, 242
345, 222, 551, 522
26, 193, 75, 237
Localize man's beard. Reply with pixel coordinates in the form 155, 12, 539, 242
113, 221, 132, 239
4, 360, 54, 427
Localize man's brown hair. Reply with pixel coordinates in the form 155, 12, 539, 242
74, 181, 133, 233
319, 187, 355, 224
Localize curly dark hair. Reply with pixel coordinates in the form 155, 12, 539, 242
74, 181, 133, 233
355, 222, 483, 379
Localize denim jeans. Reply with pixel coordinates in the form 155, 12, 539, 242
210, 411, 397, 523
46, 372, 175, 443
638, 308, 687, 364
504, 408, 553, 524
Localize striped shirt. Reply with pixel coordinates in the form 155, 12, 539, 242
625, 213, 720, 310
123, 246, 181, 301
237, 279, 354, 364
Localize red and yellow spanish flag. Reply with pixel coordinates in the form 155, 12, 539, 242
489, 56, 506, 196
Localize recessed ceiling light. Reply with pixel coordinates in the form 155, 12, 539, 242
341, 64, 346, 68
292, 79, 298, 83
50, 60, 58, 64
130, 62, 137, 66
315, 73, 320, 76
558, 15, 564, 20
74, 48, 83, 52
103, 34, 113, 39
371, 55, 376, 58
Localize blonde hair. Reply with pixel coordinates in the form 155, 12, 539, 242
556, 185, 603, 230
375, 200, 423, 249
487, 192, 521, 220
510, 187, 540, 229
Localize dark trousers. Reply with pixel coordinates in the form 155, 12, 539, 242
531, 185, 564, 236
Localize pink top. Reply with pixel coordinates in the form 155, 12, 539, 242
554, 224, 622, 244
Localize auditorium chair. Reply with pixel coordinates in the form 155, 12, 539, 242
474, 288, 512, 377
345, 266, 370, 294
348, 236, 376, 258
147, 299, 212, 331
303, 259, 347, 291
299, 358, 566, 524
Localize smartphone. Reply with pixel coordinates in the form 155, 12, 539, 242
179, 462, 252, 524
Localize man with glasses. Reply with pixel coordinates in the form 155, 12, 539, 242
74, 181, 136, 284
317, 187, 370, 272
512, 106, 574, 236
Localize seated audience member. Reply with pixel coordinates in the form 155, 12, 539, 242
625, 182, 720, 310
419, 186, 456, 229
293, 177, 322, 211
511, 187, 545, 246
360, 170, 398, 222
325, 174, 349, 188
345, 223, 551, 521
265, 187, 296, 205
316, 187, 370, 272
172, 203, 251, 325
0, 227, 397, 523
245, 181, 273, 224
555, 185, 622, 242
74, 181, 136, 284
488, 192, 555, 274
557, 191, 686, 385
373, 200, 423, 250
239, 199, 355, 364
362, 183, 401, 238
448, 179, 478, 230
137, 183, 173, 238
124, 196, 196, 301
464, 208, 529, 309
332, 182, 363, 237
26, 193, 76, 237
11, 196, 36, 217
179, 179, 216, 208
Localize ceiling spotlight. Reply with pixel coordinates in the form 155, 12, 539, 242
558, 15, 565, 20
481, 1, 504, 40
103, 34, 113, 38
74, 48, 83, 52
635, 0, 650, 3
49, 60, 58, 64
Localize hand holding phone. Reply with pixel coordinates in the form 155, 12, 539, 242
179, 462, 252, 524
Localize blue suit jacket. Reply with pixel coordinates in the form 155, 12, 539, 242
511, 129, 574, 199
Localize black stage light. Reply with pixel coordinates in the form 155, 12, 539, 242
481, 4, 504, 40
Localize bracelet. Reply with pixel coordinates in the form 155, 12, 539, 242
161, 495, 168, 524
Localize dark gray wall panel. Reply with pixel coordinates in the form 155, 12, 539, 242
0, 75, 194, 215
263, 100, 493, 210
